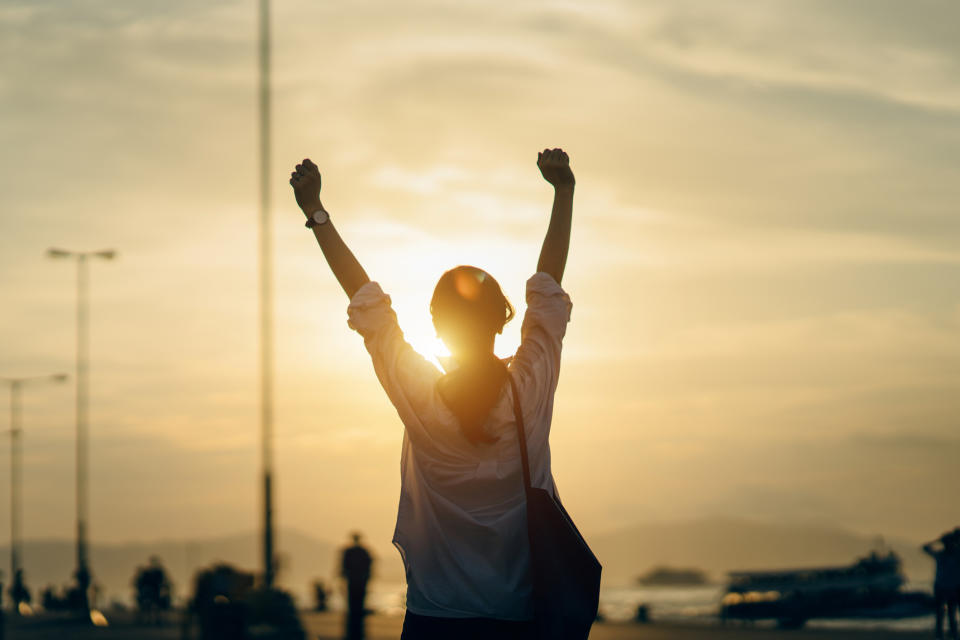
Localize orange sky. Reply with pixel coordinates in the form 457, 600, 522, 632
1, 0, 959, 555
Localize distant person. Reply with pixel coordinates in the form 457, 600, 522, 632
313, 579, 329, 612
923, 528, 960, 639
133, 556, 172, 625
947, 531, 960, 638
186, 563, 254, 640
9, 569, 31, 614
340, 533, 373, 640
290, 148, 578, 639
73, 564, 91, 612
0, 570, 5, 640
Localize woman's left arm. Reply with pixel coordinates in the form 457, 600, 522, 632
290, 158, 370, 298
536, 148, 575, 285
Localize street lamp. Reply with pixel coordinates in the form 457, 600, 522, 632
46, 247, 117, 610
258, 0, 276, 589
1, 373, 68, 611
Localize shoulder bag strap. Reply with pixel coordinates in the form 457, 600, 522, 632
507, 373, 533, 492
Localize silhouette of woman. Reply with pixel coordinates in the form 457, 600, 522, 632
291, 149, 576, 640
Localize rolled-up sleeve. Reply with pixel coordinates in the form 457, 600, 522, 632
511, 272, 572, 399
347, 281, 398, 336
347, 282, 442, 425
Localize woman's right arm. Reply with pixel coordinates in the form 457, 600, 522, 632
290, 158, 370, 299
536, 148, 575, 285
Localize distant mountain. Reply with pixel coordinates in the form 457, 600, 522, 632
2, 529, 405, 607
589, 516, 931, 586
5, 518, 932, 608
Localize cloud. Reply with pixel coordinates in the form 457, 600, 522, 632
2, 0, 960, 544
853, 431, 960, 453
621, 1, 960, 113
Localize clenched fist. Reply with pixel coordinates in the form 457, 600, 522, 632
290, 158, 323, 214
537, 148, 575, 188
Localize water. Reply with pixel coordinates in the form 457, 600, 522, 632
599, 582, 936, 631
600, 584, 722, 621
344, 582, 936, 632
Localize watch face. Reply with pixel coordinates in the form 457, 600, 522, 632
312, 209, 329, 225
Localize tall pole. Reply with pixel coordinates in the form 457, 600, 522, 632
10, 382, 22, 584
258, 0, 276, 589
75, 254, 90, 609
2, 373, 67, 609
46, 247, 114, 611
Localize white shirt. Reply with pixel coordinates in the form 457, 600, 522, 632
346, 272, 572, 620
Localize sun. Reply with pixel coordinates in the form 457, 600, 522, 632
389, 284, 524, 368
352, 220, 532, 367
391, 297, 451, 368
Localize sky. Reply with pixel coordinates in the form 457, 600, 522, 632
1, 0, 959, 560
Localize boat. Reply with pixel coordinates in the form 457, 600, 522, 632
637, 566, 709, 587
719, 550, 933, 629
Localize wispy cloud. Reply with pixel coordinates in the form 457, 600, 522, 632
2, 0, 959, 544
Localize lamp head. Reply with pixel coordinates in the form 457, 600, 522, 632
94, 250, 117, 260
47, 248, 72, 258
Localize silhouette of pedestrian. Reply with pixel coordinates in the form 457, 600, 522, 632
313, 580, 329, 612
946, 530, 960, 639
340, 533, 372, 640
133, 556, 172, 625
0, 570, 5, 640
923, 528, 960, 639
9, 569, 31, 615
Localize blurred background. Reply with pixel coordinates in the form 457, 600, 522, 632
1, 0, 959, 620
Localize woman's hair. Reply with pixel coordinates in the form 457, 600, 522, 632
430, 266, 515, 444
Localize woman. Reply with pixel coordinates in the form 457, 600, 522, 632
290, 149, 576, 639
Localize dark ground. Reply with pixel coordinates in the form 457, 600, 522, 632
1, 611, 935, 639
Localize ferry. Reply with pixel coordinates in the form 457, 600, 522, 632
720, 551, 933, 629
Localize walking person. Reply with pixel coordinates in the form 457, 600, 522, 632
0, 570, 6, 640
923, 528, 960, 639
340, 532, 373, 640
945, 531, 960, 639
290, 148, 583, 640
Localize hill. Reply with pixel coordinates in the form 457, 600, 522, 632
3, 529, 404, 607
589, 516, 930, 586
4, 518, 932, 607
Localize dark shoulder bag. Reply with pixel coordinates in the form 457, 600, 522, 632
508, 374, 602, 640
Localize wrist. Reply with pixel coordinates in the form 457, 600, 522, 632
305, 206, 330, 228
554, 183, 575, 194
300, 199, 324, 217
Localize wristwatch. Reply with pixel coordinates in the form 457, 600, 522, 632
305, 207, 330, 228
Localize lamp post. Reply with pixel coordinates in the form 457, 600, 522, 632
258, 0, 276, 589
46, 247, 116, 610
1, 373, 68, 609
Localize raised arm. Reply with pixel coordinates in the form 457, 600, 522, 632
536, 148, 575, 285
290, 158, 370, 298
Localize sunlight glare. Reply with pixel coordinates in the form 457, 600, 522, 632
375, 233, 532, 365
392, 296, 450, 368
